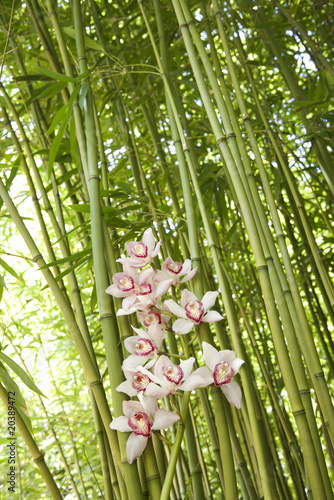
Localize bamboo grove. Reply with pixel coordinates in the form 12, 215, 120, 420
0, 0, 333, 498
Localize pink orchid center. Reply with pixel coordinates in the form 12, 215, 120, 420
134, 283, 152, 296
132, 373, 151, 392
213, 361, 234, 386
166, 261, 183, 275
128, 412, 152, 437
162, 365, 184, 385
142, 311, 162, 327
116, 275, 135, 292
131, 242, 148, 258
134, 338, 155, 356
185, 300, 204, 323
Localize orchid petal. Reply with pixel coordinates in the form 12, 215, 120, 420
116, 380, 138, 397
202, 342, 220, 371
230, 357, 245, 375
202, 291, 219, 312
148, 322, 165, 348
117, 307, 138, 316
106, 284, 128, 298
139, 267, 154, 284
126, 433, 148, 464
221, 381, 243, 409
180, 357, 196, 379
217, 350, 237, 365
164, 299, 187, 319
180, 367, 213, 391
145, 384, 171, 398
122, 294, 137, 311
123, 400, 145, 417
172, 318, 194, 335
202, 311, 223, 323
180, 267, 198, 283
109, 416, 132, 432
180, 289, 198, 308
152, 409, 180, 430
136, 394, 157, 415
142, 228, 155, 254
155, 279, 173, 298
181, 259, 192, 274
151, 240, 162, 258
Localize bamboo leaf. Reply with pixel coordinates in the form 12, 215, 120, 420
0, 257, 22, 281
0, 352, 46, 397
34, 66, 78, 83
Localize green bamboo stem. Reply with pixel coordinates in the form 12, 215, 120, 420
152, 2, 278, 496
40, 340, 106, 500
72, 3, 145, 498
0, 176, 124, 483
226, 30, 334, 445
142, 438, 162, 498
8, 340, 83, 499
158, 1, 330, 496
252, 6, 334, 195
0, 382, 63, 499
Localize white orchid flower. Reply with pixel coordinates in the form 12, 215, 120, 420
180, 342, 244, 409
164, 289, 223, 334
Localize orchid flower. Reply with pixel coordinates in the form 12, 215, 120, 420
180, 342, 244, 408
106, 262, 172, 315
138, 355, 195, 397
117, 228, 162, 268
110, 394, 179, 464
164, 289, 223, 334
116, 365, 153, 397
137, 309, 170, 330
154, 257, 197, 287
122, 322, 166, 369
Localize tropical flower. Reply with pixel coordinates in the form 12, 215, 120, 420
122, 323, 166, 369
116, 365, 153, 397
164, 289, 223, 334
110, 395, 179, 464
139, 355, 195, 397
106, 262, 172, 315
117, 228, 162, 268
154, 257, 197, 287
180, 342, 244, 408
137, 309, 170, 330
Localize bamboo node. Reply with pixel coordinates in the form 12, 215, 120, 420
191, 257, 202, 263
78, 56, 87, 62
88, 175, 100, 181
34, 452, 45, 463
32, 254, 43, 263
292, 409, 306, 417
49, 10, 57, 18
299, 389, 310, 395
242, 115, 251, 122
146, 474, 161, 483
226, 133, 236, 139
179, 23, 188, 31
314, 372, 324, 378
256, 264, 268, 271
216, 136, 227, 145
90, 379, 102, 387
99, 313, 114, 321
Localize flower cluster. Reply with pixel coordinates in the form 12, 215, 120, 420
107, 229, 244, 464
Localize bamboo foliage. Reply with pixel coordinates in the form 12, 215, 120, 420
0, 0, 333, 498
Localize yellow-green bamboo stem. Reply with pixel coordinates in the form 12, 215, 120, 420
0, 383, 63, 499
